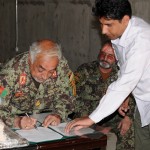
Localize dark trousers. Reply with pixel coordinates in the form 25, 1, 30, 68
134, 108, 150, 150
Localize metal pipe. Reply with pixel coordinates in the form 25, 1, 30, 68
15, 0, 19, 52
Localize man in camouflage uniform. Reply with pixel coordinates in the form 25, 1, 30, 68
0, 39, 75, 129
74, 41, 135, 150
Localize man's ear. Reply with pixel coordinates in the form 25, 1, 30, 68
122, 15, 130, 26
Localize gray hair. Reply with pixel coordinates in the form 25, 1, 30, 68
29, 41, 62, 64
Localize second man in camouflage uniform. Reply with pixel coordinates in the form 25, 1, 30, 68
74, 41, 135, 150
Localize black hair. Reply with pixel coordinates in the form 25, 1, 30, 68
92, 0, 132, 20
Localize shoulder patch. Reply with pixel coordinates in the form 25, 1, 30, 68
19, 72, 27, 86
0, 86, 8, 98
68, 71, 76, 96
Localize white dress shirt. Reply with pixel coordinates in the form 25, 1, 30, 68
89, 16, 150, 127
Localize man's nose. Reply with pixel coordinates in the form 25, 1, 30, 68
101, 25, 108, 35
104, 55, 108, 61
42, 72, 49, 80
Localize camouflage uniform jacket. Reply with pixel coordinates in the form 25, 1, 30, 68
75, 60, 119, 116
0, 52, 75, 127
75, 60, 135, 150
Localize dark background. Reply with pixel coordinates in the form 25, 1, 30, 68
0, 0, 150, 70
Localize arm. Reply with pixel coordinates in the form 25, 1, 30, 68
89, 40, 150, 123
43, 57, 76, 127
14, 116, 37, 129
125, 95, 136, 119
42, 114, 61, 127
65, 37, 150, 132
118, 95, 135, 135
0, 69, 17, 127
74, 63, 90, 96
118, 115, 132, 136
118, 96, 130, 117
74, 61, 101, 117
118, 95, 135, 117
74, 63, 90, 117
0, 55, 37, 129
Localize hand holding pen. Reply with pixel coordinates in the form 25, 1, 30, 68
19, 113, 37, 130
25, 113, 38, 130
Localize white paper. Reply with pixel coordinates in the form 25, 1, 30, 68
49, 123, 95, 137
16, 127, 63, 142
29, 113, 95, 137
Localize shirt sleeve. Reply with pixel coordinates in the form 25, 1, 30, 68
89, 36, 150, 123
0, 69, 17, 127
74, 64, 89, 93
73, 65, 88, 116
53, 57, 76, 122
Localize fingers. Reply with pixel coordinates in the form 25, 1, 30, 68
118, 108, 125, 116
118, 106, 127, 116
118, 122, 128, 135
42, 114, 61, 127
65, 119, 79, 134
118, 99, 130, 117
124, 106, 129, 112
120, 125, 130, 135
20, 116, 37, 130
124, 98, 130, 108
120, 129, 126, 135
74, 125, 85, 131
65, 117, 94, 134
119, 117, 131, 135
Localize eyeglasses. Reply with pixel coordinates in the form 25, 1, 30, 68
99, 51, 115, 61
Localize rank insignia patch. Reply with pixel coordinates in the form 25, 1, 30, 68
19, 72, 27, 86
35, 100, 40, 107
68, 71, 76, 96
15, 91, 24, 97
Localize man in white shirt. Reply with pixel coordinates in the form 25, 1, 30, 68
65, 0, 150, 149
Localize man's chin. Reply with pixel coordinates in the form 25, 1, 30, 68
105, 35, 116, 40
100, 66, 111, 69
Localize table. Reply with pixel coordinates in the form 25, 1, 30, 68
12, 132, 107, 150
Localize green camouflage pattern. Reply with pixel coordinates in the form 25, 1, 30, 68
75, 60, 135, 150
104, 96, 135, 150
0, 52, 76, 127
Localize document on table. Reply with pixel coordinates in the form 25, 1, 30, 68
49, 122, 95, 137
16, 113, 95, 142
16, 127, 63, 143
32, 113, 95, 137
32, 113, 95, 136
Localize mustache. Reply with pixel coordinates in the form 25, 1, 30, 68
99, 60, 112, 69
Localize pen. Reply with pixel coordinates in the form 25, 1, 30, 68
25, 113, 38, 130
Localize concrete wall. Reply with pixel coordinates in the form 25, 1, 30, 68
0, 0, 150, 70
0, 0, 16, 63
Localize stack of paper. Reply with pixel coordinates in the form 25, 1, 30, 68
16, 113, 95, 143
49, 122, 95, 137
16, 127, 63, 143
